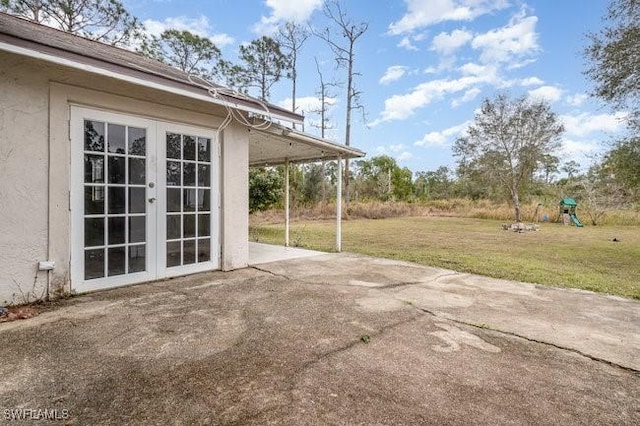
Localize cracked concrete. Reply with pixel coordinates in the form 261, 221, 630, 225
1, 253, 638, 425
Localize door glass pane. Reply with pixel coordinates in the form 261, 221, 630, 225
129, 216, 145, 243
129, 187, 146, 213
167, 189, 181, 212
167, 215, 181, 240
183, 163, 196, 186
199, 189, 210, 212
167, 133, 181, 159
85, 218, 104, 247
184, 189, 196, 212
128, 127, 146, 156
129, 158, 145, 185
84, 121, 105, 152
108, 156, 125, 184
108, 124, 126, 154
108, 217, 125, 245
198, 164, 210, 186
183, 214, 196, 238
167, 161, 181, 186
167, 241, 181, 267
198, 238, 210, 263
198, 137, 210, 162
108, 247, 126, 276
108, 187, 125, 214
129, 245, 145, 273
84, 155, 105, 183
183, 136, 196, 160
85, 249, 104, 279
183, 240, 196, 265
198, 214, 210, 237
85, 186, 105, 214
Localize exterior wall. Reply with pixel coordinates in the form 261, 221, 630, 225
221, 122, 249, 270
0, 52, 50, 305
0, 50, 250, 304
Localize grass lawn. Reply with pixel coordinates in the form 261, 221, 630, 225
250, 217, 640, 299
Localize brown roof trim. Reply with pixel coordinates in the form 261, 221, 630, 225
0, 12, 303, 123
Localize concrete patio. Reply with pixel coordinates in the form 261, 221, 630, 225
1, 253, 638, 425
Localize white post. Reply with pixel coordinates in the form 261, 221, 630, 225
336, 156, 342, 252
285, 159, 290, 247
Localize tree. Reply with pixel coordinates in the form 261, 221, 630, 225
585, 0, 640, 131
309, 57, 339, 202
577, 165, 627, 225
234, 36, 290, 101
561, 160, 581, 180
249, 168, 283, 213
277, 21, 309, 114
315, 0, 368, 204
1, 0, 46, 22
139, 29, 223, 79
414, 166, 453, 200
3, 0, 143, 46
453, 94, 565, 222
601, 137, 640, 199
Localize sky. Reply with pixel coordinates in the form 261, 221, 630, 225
124, 0, 627, 175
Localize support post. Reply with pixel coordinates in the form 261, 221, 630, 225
285, 159, 290, 247
336, 156, 342, 252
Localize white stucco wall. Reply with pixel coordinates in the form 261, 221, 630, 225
0, 53, 50, 305
0, 50, 251, 304
221, 122, 249, 271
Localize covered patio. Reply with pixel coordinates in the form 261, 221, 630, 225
248, 121, 364, 253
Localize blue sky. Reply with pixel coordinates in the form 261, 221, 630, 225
126, 0, 626, 174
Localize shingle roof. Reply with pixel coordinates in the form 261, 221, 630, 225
0, 12, 303, 124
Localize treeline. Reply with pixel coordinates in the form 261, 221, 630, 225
250, 139, 639, 226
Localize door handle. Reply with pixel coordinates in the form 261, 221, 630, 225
148, 197, 156, 203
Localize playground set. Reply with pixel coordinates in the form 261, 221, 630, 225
559, 198, 583, 227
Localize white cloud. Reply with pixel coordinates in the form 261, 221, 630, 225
414, 121, 471, 147
372, 73, 498, 125
518, 76, 544, 87
389, 0, 509, 35
380, 66, 409, 85
561, 112, 628, 138
253, 0, 323, 33
471, 11, 539, 64
458, 62, 490, 76
397, 151, 414, 161
452, 87, 482, 107
528, 85, 563, 103
278, 95, 337, 115
375, 144, 414, 161
566, 93, 589, 107
431, 29, 473, 55
143, 16, 234, 47
560, 138, 600, 157
398, 36, 419, 51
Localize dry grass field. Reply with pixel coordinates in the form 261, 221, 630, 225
251, 216, 640, 299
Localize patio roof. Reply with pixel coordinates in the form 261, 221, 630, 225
248, 122, 364, 166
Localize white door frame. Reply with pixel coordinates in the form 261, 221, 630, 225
70, 106, 220, 293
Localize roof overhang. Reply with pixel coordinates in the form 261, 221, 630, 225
0, 32, 303, 126
249, 123, 365, 166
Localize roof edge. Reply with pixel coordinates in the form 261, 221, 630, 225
0, 34, 304, 125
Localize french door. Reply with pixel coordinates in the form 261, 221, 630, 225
71, 107, 219, 293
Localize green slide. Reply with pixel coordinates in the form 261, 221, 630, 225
570, 213, 583, 227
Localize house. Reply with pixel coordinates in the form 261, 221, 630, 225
0, 13, 364, 305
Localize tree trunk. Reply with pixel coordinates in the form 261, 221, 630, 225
511, 189, 521, 222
